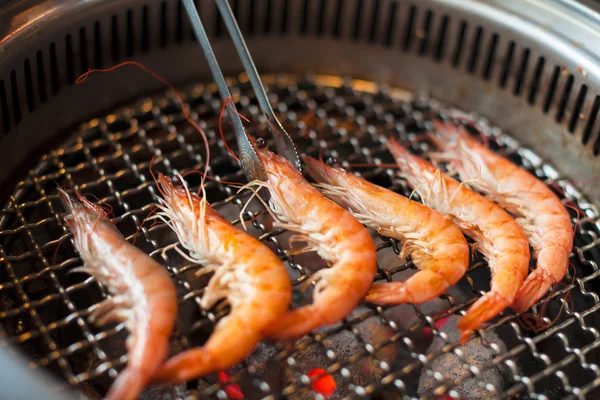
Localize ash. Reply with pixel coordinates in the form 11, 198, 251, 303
418, 316, 514, 399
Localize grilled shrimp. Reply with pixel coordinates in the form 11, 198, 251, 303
251, 146, 377, 341
302, 155, 469, 304
431, 121, 573, 312
151, 174, 291, 383
58, 188, 177, 400
387, 140, 530, 341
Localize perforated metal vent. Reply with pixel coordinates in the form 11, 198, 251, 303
1, 0, 600, 203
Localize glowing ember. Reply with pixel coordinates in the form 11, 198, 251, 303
423, 315, 452, 335
436, 394, 468, 400
218, 371, 244, 400
307, 368, 336, 398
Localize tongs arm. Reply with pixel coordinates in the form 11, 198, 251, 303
182, 0, 302, 184
182, 0, 267, 182
214, 0, 302, 173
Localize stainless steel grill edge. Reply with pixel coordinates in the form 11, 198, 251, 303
2, 0, 600, 203
2, 0, 600, 399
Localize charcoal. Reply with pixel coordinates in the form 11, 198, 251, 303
229, 342, 284, 399
78, 382, 102, 400
417, 316, 514, 399
225, 312, 397, 399
195, 378, 221, 400
282, 314, 397, 399
139, 383, 187, 400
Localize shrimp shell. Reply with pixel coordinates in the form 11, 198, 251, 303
252, 147, 377, 340
387, 140, 530, 342
302, 155, 469, 304
58, 188, 177, 400
432, 121, 573, 312
152, 174, 292, 383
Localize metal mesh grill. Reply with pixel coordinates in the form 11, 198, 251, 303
2, 74, 600, 399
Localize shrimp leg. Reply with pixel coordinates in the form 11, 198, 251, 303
387, 141, 530, 342
431, 121, 573, 312
302, 155, 469, 304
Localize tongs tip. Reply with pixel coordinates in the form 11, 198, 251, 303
184, 0, 302, 182
267, 119, 302, 174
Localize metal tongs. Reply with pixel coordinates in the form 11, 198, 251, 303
183, 0, 301, 182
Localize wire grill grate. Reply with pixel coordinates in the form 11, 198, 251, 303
1, 74, 600, 399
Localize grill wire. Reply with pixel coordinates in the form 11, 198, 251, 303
1, 73, 600, 399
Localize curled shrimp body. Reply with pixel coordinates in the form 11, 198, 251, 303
432, 121, 573, 312
251, 147, 377, 341
58, 188, 177, 400
151, 174, 291, 383
387, 140, 530, 342
302, 155, 469, 304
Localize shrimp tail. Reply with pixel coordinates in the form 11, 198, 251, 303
512, 269, 555, 313
267, 302, 354, 341
366, 282, 413, 304
457, 291, 509, 343
154, 310, 261, 384
106, 322, 170, 399
366, 269, 449, 304
267, 271, 361, 340
105, 367, 147, 400
155, 349, 217, 384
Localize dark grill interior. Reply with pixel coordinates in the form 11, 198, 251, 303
1, 74, 600, 399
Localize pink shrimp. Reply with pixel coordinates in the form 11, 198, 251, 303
431, 120, 573, 312
58, 188, 177, 400
151, 174, 291, 383
302, 155, 469, 304
387, 140, 530, 342
249, 145, 377, 340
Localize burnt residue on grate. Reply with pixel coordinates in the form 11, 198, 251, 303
1, 74, 600, 399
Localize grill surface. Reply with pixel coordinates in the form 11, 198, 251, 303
2, 74, 600, 399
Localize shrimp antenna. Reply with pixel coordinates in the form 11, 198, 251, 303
177, 170, 207, 246
82, 193, 115, 219
130, 204, 160, 245
53, 186, 76, 265
76, 61, 212, 194
303, 112, 326, 163
562, 202, 582, 237
518, 264, 576, 333
239, 211, 266, 228
218, 96, 251, 163
449, 167, 482, 204
424, 171, 438, 204
149, 154, 167, 198
407, 180, 426, 202
236, 180, 279, 230
181, 168, 247, 196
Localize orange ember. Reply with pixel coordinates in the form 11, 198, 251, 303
218, 371, 244, 400
307, 368, 336, 398
437, 394, 468, 400
423, 315, 452, 335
